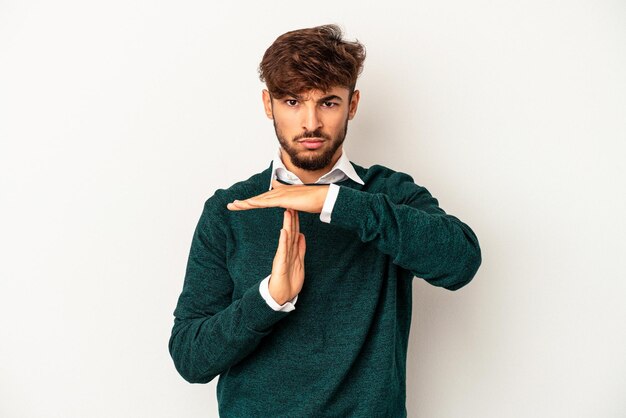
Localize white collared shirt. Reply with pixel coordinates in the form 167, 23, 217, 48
259, 146, 365, 312
269, 146, 365, 189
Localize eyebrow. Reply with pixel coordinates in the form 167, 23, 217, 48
318, 95, 343, 103
287, 93, 343, 103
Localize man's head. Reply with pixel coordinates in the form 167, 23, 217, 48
258, 24, 366, 172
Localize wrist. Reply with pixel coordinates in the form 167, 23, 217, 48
268, 279, 291, 305
318, 185, 330, 213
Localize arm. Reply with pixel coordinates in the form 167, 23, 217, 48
168, 194, 291, 384
328, 171, 482, 290
225, 173, 480, 290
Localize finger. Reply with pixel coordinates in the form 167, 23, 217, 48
283, 208, 291, 232
276, 228, 286, 259
283, 209, 292, 257
236, 198, 268, 208
226, 202, 240, 211
298, 233, 306, 263
227, 189, 281, 210
290, 209, 297, 249
252, 189, 281, 201
227, 200, 261, 211
294, 209, 300, 243
285, 209, 292, 249
288, 209, 294, 246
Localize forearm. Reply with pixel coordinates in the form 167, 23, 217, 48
169, 280, 289, 383
169, 194, 292, 383
329, 182, 481, 290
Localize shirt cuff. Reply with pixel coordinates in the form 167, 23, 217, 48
259, 275, 297, 312
319, 183, 340, 223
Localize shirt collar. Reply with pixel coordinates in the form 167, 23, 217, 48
269, 146, 365, 190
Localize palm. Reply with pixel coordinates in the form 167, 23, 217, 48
269, 209, 306, 305
273, 246, 304, 294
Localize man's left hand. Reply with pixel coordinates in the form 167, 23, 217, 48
226, 179, 329, 213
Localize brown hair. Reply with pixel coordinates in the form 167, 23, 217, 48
258, 24, 366, 99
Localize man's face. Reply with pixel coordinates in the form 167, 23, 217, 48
262, 86, 360, 171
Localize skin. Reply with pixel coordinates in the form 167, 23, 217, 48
227, 86, 361, 304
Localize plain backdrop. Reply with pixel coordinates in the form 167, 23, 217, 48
1, 1, 625, 417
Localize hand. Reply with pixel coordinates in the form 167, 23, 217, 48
268, 208, 306, 305
226, 179, 329, 213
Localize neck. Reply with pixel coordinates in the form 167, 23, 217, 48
280, 146, 343, 184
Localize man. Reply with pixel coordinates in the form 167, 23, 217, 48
169, 24, 481, 417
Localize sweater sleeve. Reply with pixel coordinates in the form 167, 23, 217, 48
329, 171, 482, 290
169, 194, 290, 384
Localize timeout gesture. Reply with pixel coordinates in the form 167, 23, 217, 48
226, 180, 321, 304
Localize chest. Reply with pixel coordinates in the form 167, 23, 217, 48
225, 209, 377, 298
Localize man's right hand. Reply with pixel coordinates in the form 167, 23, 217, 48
268, 208, 306, 305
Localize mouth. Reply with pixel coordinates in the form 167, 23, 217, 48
298, 138, 325, 150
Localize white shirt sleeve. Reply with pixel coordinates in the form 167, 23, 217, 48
319, 183, 340, 223
259, 274, 297, 312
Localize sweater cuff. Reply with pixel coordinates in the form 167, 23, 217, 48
328, 185, 378, 232
241, 279, 292, 333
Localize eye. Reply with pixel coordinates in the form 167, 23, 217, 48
285, 99, 298, 106
321, 101, 338, 108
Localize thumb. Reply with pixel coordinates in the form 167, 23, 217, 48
271, 179, 287, 190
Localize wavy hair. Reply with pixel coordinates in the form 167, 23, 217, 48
258, 24, 366, 99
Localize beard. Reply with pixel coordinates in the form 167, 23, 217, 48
273, 117, 349, 171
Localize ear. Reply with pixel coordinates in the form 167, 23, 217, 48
262, 89, 274, 119
348, 89, 360, 120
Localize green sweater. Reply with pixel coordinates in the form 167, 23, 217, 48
169, 161, 481, 417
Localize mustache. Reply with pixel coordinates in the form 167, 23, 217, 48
293, 130, 331, 141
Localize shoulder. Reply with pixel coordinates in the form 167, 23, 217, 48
200, 163, 272, 219
350, 161, 440, 207
351, 161, 418, 190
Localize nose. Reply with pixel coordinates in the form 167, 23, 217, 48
302, 106, 322, 132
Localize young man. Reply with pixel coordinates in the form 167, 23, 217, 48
169, 25, 481, 417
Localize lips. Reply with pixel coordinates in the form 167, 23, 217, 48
298, 139, 325, 149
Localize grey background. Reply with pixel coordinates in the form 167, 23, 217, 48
1, 0, 625, 417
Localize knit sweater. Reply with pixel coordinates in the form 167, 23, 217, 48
169, 160, 482, 417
